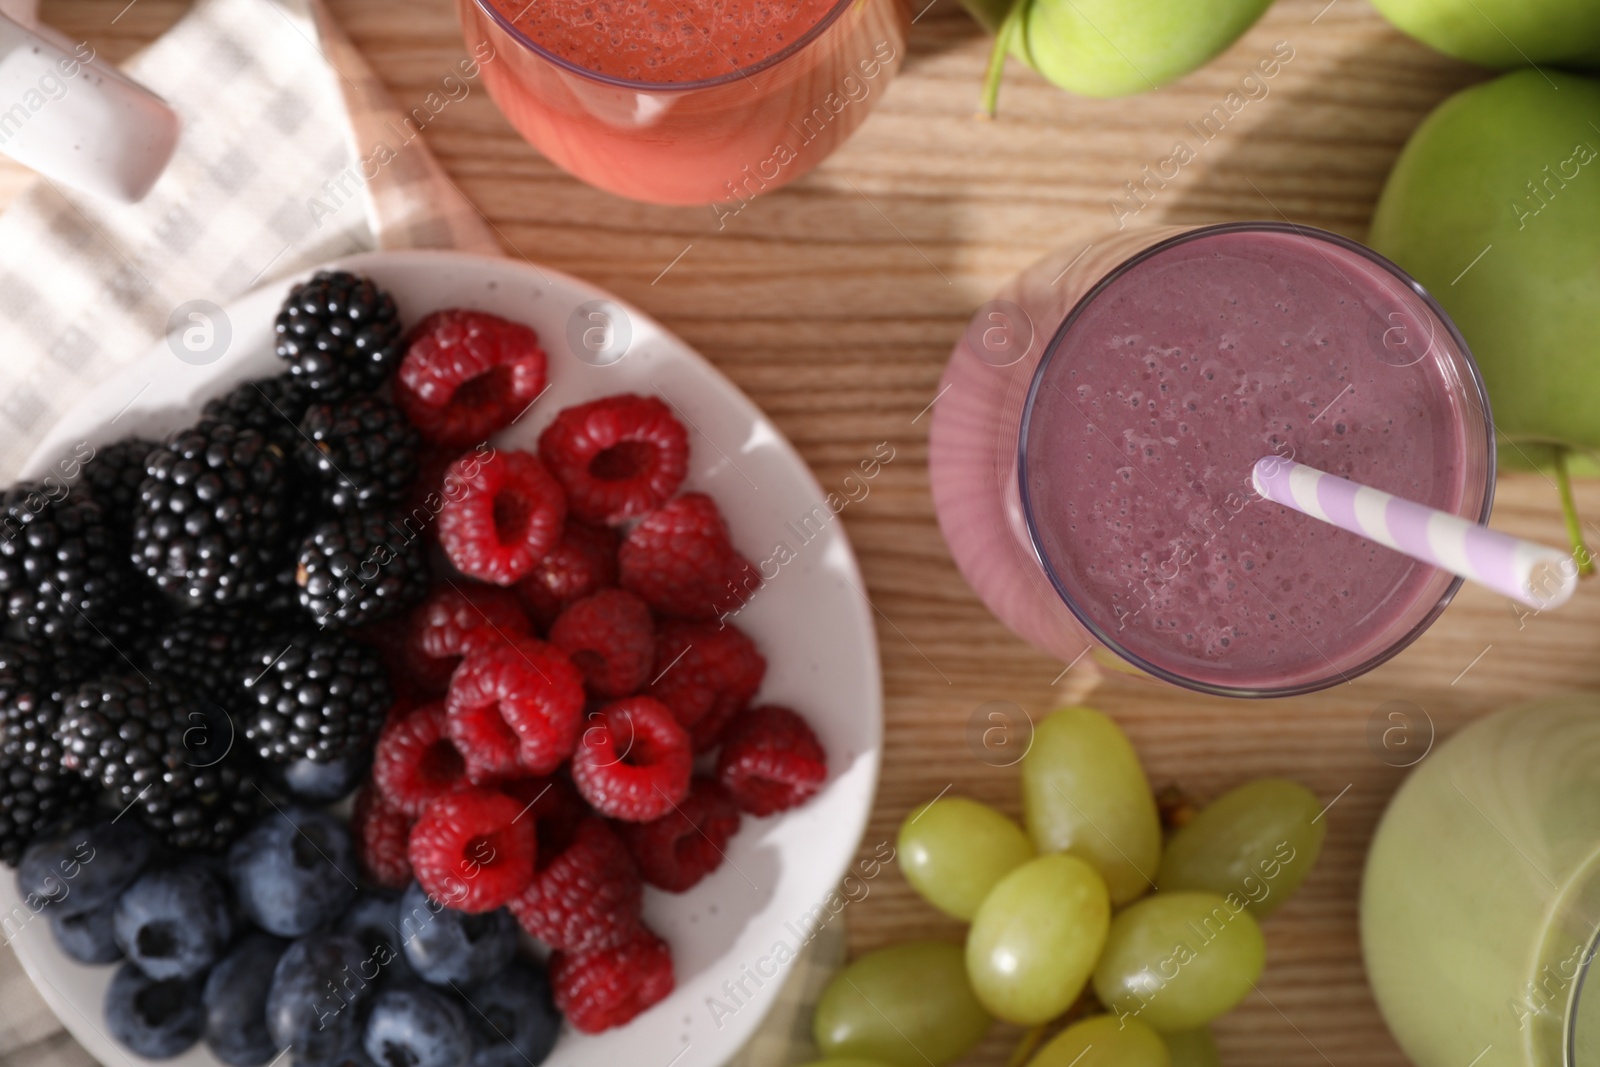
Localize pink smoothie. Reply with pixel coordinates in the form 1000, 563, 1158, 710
929, 224, 1492, 695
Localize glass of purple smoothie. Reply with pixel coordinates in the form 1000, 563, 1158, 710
929, 222, 1494, 697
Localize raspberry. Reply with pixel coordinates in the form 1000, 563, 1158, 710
438, 450, 566, 586
516, 521, 619, 628
446, 639, 585, 779
352, 785, 413, 888
407, 789, 537, 913
372, 702, 471, 816
405, 583, 531, 694
570, 697, 691, 822
508, 817, 641, 953
648, 619, 766, 752
618, 494, 760, 621
617, 776, 741, 893
550, 926, 674, 1034
548, 590, 654, 699
396, 310, 549, 448
717, 705, 827, 816
537, 395, 689, 525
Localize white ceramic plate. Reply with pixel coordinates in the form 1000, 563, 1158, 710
2, 250, 883, 1067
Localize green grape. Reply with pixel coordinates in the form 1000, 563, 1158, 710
1019, 706, 1162, 906
796, 1062, 900, 1067
898, 796, 1034, 921
965, 854, 1110, 1025
1157, 778, 1326, 918
1092, 891, 1265, 1032
1163, 1028, 1222, 1067
1028, 1015, 1171, 1067
813, 942, 992, 1067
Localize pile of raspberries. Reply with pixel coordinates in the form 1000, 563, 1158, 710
358, 306, 830, 1034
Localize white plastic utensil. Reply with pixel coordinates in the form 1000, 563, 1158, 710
0, 5, 179, 201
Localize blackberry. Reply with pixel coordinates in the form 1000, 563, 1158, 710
131, 422, 289, 607
0, 481, 129, 640
142, 605, 288, 705
238, 629, 392, 764
55, 676, 186, 789
55, 677, 260, 852
0, 639, 74, 775
274, 271, 403, 398
200, 375, 309, 452
81, 438, 157, 541
296, 394, 421, 511
203, 378, 319, 550
0, 643, 96, 870
0, 759, 96, 866
80, 441, 158, 601
294, 511, 429, 628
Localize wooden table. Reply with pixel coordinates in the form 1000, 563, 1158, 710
16, 2, 1600, 1065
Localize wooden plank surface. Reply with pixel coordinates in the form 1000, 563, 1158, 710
15, 2, 1599, 1065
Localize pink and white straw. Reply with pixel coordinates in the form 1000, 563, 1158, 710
1252, 457, 1577, 611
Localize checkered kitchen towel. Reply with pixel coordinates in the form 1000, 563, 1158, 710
0, 2, 844, 1063
0, 0, 499, 481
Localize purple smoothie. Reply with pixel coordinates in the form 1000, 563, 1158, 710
1019, 229, 1479, 690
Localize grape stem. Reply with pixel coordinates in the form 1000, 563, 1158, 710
1554, 447, 1594, 576
1006, 1022, 1049, 1067
980, 0, 1027, 118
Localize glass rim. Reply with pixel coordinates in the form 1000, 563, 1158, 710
464, 0, 858, 92
1015, 220, 1497, 700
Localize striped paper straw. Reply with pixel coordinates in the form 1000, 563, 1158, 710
1252, 457, 1577, 611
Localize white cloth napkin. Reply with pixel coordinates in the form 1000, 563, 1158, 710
0, 0, 498, 481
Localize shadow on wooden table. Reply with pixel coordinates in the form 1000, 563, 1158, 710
1157, 27, 1488, 236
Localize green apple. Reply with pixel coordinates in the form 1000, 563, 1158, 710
1368, 0, 1600, 68
1369, 68, 1600, 562
965, 0, 1274, 112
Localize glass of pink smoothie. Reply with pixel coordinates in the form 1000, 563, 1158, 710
929, 223, 1494, 697
459, 0, 911, 205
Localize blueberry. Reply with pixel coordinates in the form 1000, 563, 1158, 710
18, 819, 153, 917
229, 807, 357, 936
103, 961, 205, 1059
50, 898, 123, 964
461, 958, 560, 1067
337, 890, 415, 986
363, 985, 471, 1067
397, 882, 517, 987
266, 935, 374, 1065
114, 860, 234, 980
272, 751, 370, 804
204, 931, 288, 1067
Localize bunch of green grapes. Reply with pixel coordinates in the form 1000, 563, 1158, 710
801, 705, 1327, 1067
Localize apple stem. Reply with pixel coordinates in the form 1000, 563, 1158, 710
1006, 1023, 1049, 1067
981, 0, 1025, 118
1553, 447, 1594, 577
